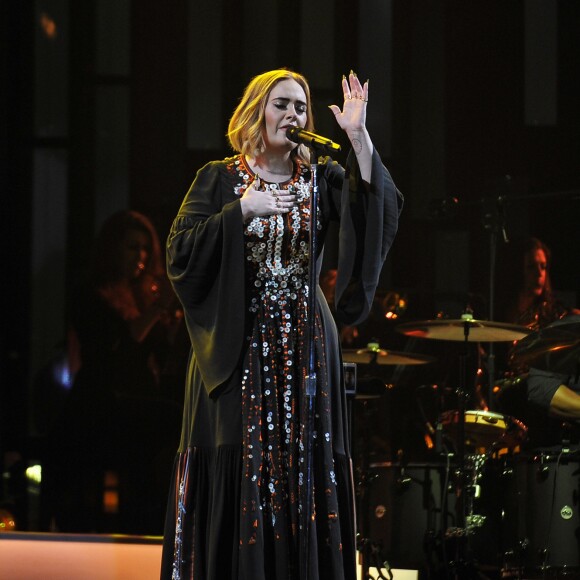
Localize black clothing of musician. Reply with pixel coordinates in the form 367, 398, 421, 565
160, 69, 403, 580
527, 315, 580, 420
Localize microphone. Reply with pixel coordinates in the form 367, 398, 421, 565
286, 126, 341, 153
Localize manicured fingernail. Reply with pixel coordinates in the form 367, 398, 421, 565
342, 74, 346, 80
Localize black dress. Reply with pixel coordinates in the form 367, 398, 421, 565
161, 151, 402, 580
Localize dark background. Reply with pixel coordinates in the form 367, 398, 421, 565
1, 0, 579, 533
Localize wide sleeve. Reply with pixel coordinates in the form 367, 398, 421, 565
331, 149, 403, 326
166, 161, 246, 395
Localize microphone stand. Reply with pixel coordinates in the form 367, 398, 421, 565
481, 194, 509, 410
300, 146, 321, 580
299, 139, 342, 580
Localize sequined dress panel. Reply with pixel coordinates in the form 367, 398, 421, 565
235, 156, 343, 577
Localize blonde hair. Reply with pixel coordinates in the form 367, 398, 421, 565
227, 69, 315, 164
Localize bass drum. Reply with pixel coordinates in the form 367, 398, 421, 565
501, 451, 580, 577
437, 450, 580, 576
364, 462, 453, 572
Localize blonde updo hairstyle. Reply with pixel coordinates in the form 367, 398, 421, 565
227, 69, 315, 165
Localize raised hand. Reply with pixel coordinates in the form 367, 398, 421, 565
328, 71, 368, 134
328, 71, 373, 180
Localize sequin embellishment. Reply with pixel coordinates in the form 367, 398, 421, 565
231, 155, 342, 573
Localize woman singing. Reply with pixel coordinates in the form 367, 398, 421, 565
161, 69, 403, 580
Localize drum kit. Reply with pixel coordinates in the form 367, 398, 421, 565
349, 315, 580, 579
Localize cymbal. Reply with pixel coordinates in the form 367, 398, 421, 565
342, 348, 436, 365
509, 317, 580, 374
396, 318, 531, 342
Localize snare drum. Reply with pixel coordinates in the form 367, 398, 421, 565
440, 409, 527, 452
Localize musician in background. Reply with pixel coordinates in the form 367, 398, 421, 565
44, 210, 183, 534
320, 268, 360, 346
496, 236, 577, 330
494, 237, 579, 445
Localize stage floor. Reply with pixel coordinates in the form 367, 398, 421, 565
0, 532, 163, 579
0, 532, 418, 579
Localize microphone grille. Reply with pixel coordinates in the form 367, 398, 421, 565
286, 126, 301, 143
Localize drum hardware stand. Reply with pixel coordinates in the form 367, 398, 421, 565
501, 539, 529, 580
462, 453, 488, 541
348, 344, 397, 579
357, 537, 393, 580
393, 448, 411, 488
446, 310, 486, 578
481, 191, 509, 412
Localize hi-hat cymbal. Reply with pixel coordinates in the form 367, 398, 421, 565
342, 348, 436, 365
509, 317, 580, 374
396, 318, 531, 342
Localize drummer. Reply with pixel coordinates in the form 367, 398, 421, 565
495, 238, 580, 444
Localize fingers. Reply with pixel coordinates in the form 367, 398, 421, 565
328, 104, 341, 117
243, 177, 299, 217
342, 75, 351, 100
342, 71, 368, 102
329, 71, 369, 128
270, 188, 297, 213
348, 70, 362, 96
359, 77, 369, 102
